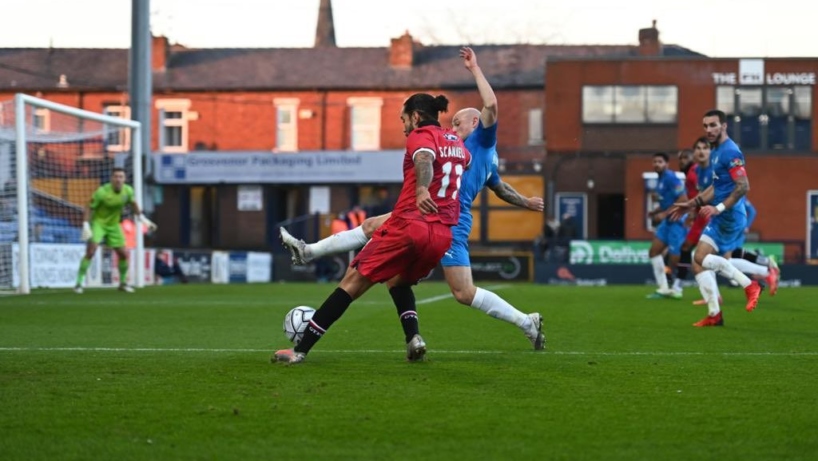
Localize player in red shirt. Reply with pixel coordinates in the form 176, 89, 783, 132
670, 144, 699, 291
274, 93, 471, 365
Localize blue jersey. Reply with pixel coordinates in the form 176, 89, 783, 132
710, 138, 747, 219
695, 162, 714, 193
452, 120, 500, 242
656, 169, 685, 210
745, 200, 757, 229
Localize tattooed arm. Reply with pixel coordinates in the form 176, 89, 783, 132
414, 150, 438, 214
488, 180, 544, 211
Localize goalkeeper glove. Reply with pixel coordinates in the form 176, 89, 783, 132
138, 214, 158, 232
81, 222, 92, 241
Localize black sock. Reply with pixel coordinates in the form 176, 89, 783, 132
295, 288, 353, 354
677, 251, 691, 280
389, 286, 419, 343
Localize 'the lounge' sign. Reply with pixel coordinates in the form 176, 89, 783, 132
712, 59, 816, 85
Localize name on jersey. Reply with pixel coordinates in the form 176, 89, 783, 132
438, 146, 466, 160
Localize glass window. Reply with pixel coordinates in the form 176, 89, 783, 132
102, 106, 131, 152
33, 108, 50, 133
614, 86, 646, 123
528, 108, 543, 145
582, 86, 614, 123
646, 86, 678, 123
794, 86, 812, 151
275, 103, 298, 152
794, 86, 812, 119
348, 98, 382, 151
717, 86, 736, 114
162, 111, 183, 147
156, 100, 191, 153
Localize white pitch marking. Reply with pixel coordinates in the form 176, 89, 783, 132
0, 347, 816, 356
416, 284, 510, 305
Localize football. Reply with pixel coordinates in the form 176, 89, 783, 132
283, 306, 316, 344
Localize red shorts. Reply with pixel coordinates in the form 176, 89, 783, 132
351, 216, 452, 284
685, 214, 710, 246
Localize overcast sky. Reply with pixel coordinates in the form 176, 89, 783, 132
4, 0, 817, 57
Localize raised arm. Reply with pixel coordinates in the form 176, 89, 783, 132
460, 47, 497, 128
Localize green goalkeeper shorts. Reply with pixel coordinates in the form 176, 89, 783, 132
91, 221, 125, 248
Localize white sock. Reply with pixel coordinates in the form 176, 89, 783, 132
672, 278, 682, 291
307, 226, 369, 258
702, 254, 752, 288
728, 258, 769, 277
470, 287, 529, 328
650, 255, 669, 292
695, 270, 721, 316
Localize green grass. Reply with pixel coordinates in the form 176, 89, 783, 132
1, 283, 817, 461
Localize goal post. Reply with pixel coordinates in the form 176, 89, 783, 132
1, 93, 144, 294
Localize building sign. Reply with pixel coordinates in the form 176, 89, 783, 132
154, 151, 405, 184
569, 240, 785, 265
809, 190, 818, 262
237, 185, 263, 211
555, 192, 588, 239
712, 59, 816, 85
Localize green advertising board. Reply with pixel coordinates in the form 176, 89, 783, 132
569, 240, 784, 265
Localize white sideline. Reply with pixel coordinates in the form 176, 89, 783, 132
0, 347, 815, 356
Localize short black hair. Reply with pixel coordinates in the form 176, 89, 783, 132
402, 93, 449, 122
704, 109, 727, 124
692, 136, 709, 148
653, 152, 669, 162
111, 167, 126, 175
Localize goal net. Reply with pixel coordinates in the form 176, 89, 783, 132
0, 94, 144, 294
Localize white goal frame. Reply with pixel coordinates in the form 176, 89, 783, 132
13, 93, 144, 294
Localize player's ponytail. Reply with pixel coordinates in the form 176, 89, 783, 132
403, 93, 449, 121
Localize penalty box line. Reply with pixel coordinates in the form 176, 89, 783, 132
0, 347, 816, 356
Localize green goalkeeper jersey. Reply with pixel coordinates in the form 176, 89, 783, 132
89, 183, 134, 226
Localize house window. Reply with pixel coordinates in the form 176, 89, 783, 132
102, 105, 131, 152
274, 98, 299, 152
582, 85, 678, 123
156, 99, 191, 153
348, 97, 382, 151
717, 85, 811, 151
33, 108, 50, 133
528, 108, 543, 145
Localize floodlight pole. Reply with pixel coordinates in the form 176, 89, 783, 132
129, 0, 152, 180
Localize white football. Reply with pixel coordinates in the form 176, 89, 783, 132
283, 306, 316, 345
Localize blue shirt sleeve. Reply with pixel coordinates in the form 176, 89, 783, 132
486, 156, 501, 188
475, 120, 497, 148
745, 201, 757, 228
666, 173, 685, 203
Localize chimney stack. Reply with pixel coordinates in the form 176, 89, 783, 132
152, 35, 169, 71
638, 20, 662, 57
314, 0, 337, 47
390, 31, 415, 68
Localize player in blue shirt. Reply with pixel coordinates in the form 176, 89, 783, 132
646, 152, 688, 299
671, 110, 763, 327
280, 47, 546, 350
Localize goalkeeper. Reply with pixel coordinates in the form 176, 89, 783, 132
74, 168, 157, 293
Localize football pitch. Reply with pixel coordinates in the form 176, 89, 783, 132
1, 282, 816, 461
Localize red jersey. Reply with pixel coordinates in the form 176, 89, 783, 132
392, 122, 471, 226
684, 165, 698, 199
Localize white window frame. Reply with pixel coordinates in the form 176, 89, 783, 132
33, 108, 50, 133
102, 105, 131, 152
347, 97, 383, 151
528, 108, 543, 145
274, 98, 299, 152
155, 99, 191, 153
